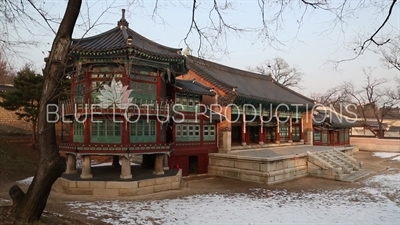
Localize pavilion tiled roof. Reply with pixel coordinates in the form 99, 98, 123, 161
313, 109, 356, 129
186, 56, 315, 106
70, 10, 185, 62
174, 79, 216, 96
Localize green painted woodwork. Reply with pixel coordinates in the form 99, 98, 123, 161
344, 131, 349, 142
91, 119, 122, 143
73, 122, 84, 143
204, 125, 216, 141
175, 94, 200, 112
176, 124, 200, 141
340, 131, 345, 143
130, 81, 156, 101
314, 131, 321, 141
292, 112, 303, 119
74, 83, 85, 103
130, 120, 156, 143
292, 126, 300, 141
279, 125, 289, 139
322, 133, 328, 144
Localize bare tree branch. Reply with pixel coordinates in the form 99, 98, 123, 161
248, 57, 304, 89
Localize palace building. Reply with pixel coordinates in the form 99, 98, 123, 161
181, 56, 315, 152
59, 10, 328, 179
60, 10, 222, 178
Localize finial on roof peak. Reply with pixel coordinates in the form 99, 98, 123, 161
118, 9, 129, 28
183, 46, 192, 56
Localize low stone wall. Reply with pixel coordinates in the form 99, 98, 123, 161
52, 169, 182, 196
208, 153, 308, 184
351, 137, 400, 152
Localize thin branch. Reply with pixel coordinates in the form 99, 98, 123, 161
27, 0, 57, 35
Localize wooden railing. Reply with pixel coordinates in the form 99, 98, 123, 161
59, 142, 175, 154
59, 97, 172, 116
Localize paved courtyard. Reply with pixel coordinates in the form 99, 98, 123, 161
229, 145, 342, 157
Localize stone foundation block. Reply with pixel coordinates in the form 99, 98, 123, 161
93, 189, 119, 197
105, 181, 138, 189
171, 181, 180, 189
211, 159, 235, 167
138, 179, 156, 187
155, 176, 174, 185
68, 181, 77, 188
276, 161, 283, 170
89, 181, 105, 189
287, 159, 295, 168
76, 181, 90, 188
66, 188, 93, 195
235, 161, 260, 171
154, 183, 172, 192
135, 186, 155, 195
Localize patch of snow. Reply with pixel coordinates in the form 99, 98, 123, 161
373, 152, 400, 158
16, 176, 33, 186
67, 172, 400, 225
392, 156, 400, 162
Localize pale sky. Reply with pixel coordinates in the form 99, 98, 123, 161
9, 1, 400, 97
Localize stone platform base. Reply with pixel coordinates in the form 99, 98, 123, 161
52, 169, 182, 197
209, 153, 308, 184
209, 146, 357, 184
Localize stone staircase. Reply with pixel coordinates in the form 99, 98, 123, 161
307, 149, 370, 182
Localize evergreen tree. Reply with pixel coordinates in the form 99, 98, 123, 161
0, 65, 43, 147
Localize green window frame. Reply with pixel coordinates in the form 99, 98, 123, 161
130, 81, 156, 101
322, 133, 328, 144
314, 130, 321, 141
73, 122, 84, 143
279, 125, 289, 138
91, 120, 122, 143
344, 130, 349, 142
292, 126, 300, 141
204, 125, 216, 141
130, 120, 156, 143
176, 124, 200, 141
74, 83, 85, 103
175, 93, 200, 112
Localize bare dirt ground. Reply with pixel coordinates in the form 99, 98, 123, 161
0, 137, 399, 224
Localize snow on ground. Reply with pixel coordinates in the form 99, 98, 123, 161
16, 176, 33, 186
373, 152, 400, 158
393, 156, 400, 162
67, 172, 400, 225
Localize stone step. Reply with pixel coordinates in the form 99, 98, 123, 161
341, 170, 371, 183
307, 149, 367, 182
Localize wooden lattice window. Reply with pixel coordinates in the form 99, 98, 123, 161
130, 120, 156, 143
204, 125, 215, 141
90, 119, 122, 143
73, 122, 84, 143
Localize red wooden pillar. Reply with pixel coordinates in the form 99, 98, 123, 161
84, 118, 90, 144
300, 119, 304, 140
259, 126, 263, 144
288, 114, 293, 142
275, 116, 280, 143
69, 123, 74, 143
84, 69, 91, 104
259, 117, 264, 144
122, 117, 129, 144
241, 118, 246, 145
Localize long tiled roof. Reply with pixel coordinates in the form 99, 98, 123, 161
186, 56, 314, 106
313, 109, 356, 128
174, 80, 216, 96
0, 84, 15, 93
70, 12, 184, 61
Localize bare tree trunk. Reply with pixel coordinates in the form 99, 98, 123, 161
32, 120, 36, 149
10, 0, 82, 222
